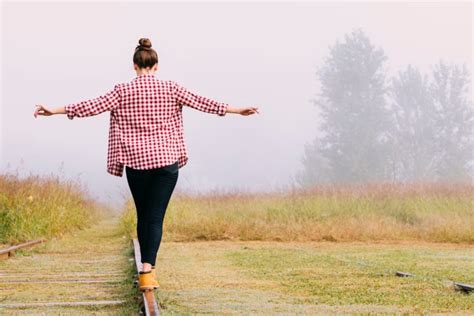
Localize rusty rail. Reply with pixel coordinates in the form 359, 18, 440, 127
0, 238, 46, 260
132, 238, 160, 315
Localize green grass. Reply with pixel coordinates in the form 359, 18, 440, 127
225, 243, 474, 313
0, 172, 111, 245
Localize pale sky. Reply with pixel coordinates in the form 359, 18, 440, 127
1, 1, 472, 209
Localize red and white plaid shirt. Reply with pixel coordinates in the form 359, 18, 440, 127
65, 74, 228, 177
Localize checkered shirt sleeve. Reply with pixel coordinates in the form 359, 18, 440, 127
173, 81, 228, 116
65, 84, 121, 120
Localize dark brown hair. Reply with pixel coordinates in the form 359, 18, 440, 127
133, 38, 158, 69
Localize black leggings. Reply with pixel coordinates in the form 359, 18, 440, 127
125, 161, 179, 266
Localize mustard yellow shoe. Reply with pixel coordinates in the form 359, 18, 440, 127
138, 270, 160, 291
151, 266, 160, 288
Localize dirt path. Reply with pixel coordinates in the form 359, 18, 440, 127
0, 214, 134, 315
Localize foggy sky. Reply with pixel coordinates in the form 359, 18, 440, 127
1, 1, 472, 210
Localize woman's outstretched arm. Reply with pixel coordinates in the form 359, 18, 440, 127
34, 105, 66, 117
173, 81, 259, 116
34, 84, 121, 119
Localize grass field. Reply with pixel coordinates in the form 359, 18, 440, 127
150, 240, 473, 314
120, 181, 473, 243
0, 172, 111, 245
119, 181, 473, 314
3, 172, 472, 313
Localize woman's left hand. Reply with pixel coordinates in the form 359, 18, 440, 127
237, 107, 259, 116
34, 104, 54, 117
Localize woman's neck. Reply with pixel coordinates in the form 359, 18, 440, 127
136, 69, 156, 76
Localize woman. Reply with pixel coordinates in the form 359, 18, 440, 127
34, 38, 259, 291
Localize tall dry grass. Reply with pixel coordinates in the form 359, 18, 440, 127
0, 172, 111, 245
119, 181, 473, 243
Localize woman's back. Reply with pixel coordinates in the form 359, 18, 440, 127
63, 73, 228, 177
116, 75, 180, 147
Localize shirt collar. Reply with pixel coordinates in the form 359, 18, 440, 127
134, 74, 156, 80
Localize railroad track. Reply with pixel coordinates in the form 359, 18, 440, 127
0, 218, 130, 314
131, 238, 161, 315
0, 232, 163, 314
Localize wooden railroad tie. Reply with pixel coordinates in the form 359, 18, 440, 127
0, 300, 126, 308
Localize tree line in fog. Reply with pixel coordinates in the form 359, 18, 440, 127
297, 28, 473, 186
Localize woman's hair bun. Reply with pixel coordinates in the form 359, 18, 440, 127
138, 38, 152, 49
133, 37, 158, 68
